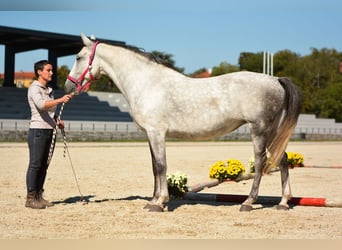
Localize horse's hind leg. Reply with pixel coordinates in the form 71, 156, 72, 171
275, 152, 292, 210
143, 131, 169, 212
240, 134, 267, 212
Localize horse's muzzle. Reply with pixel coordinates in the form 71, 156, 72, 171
64, 80, 78, 95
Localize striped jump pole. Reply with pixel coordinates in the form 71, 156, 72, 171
187, 174, 257, 193
187, 179, 220, 193
304, 164, 342, 169
183, 192, 342, 208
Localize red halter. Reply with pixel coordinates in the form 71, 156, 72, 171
67, 41, 100, 93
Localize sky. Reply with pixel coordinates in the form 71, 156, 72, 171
0, 0, 341, 74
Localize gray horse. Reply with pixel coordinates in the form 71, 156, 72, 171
65, 34, 302, 212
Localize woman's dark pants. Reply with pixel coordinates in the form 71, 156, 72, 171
26, 129, 53, 193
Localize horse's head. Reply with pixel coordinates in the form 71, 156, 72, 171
64, 34, 101, 95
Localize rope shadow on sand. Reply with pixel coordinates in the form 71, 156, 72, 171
116, 195, 151, 202
53, 195, 151, 205
53, 195, 95, 204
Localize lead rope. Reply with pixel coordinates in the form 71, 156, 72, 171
47, 101, 84, 202
61, 127, 84, 201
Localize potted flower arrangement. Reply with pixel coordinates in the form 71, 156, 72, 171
209, 159, 245, 181
167, 172, 188, 198
248, 152, 304, 171
287, 152, 304, 168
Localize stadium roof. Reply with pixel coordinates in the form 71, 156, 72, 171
0, 25, 125, 88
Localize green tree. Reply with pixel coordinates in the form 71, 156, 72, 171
304, 48, 342, 88
151, 51, 185, 74
289, 48, 342, 116
320, 82, 342, 122
57, 65, 70, 89
89, 75, 120, 92
273, 50, 300, 77
211, 62, 239, 76
238, 52, 263, 72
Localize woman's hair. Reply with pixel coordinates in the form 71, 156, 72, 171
34, 60, 52, 78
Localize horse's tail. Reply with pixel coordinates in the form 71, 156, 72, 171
265, 77, 302, 172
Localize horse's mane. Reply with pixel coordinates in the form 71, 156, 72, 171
113, 43, 177, 71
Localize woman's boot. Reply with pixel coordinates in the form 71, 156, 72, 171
25, 191, 46, 209
38, 190, 54, 207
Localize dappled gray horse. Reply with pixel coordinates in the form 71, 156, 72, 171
65, 34, 302, 212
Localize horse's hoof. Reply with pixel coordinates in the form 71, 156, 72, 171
275, 204, 289, 211
143, 203, 164, 212
239, 204, 253, 212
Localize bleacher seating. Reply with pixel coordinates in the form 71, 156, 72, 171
0, 87, 30, 119
0, 87, 132, 122
87, 91, 130, 112
294, 114, 342, 134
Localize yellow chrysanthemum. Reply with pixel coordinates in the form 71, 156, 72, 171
209, 159, 245, 181
287, 152, 304, 167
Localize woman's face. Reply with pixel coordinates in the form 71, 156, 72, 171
38, 64, 53, 83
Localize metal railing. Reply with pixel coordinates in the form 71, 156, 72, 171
1, 119, 342, 141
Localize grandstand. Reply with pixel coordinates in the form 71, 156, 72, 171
0, 87, 132, 122
1, 87, 342, 141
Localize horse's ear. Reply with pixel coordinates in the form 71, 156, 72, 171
80, 33, 93, 47
90, 34, 96, 41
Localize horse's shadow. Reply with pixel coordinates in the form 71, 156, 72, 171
115, 195, 277, 211
53, 194, 277, 211
166, 198, 274, 211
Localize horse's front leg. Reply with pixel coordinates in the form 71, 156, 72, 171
143, 131, 169, 212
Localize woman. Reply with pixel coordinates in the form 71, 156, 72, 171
25, 60, 72, 209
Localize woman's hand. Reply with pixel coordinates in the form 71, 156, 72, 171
60, 94, 72, 104
44, 94, 73, 109
56, 119, 65, 130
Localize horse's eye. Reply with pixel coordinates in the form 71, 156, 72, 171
76, 55, 81, 61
